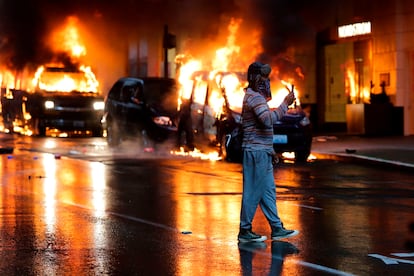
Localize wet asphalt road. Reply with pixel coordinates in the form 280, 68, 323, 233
0, 135, 414, 275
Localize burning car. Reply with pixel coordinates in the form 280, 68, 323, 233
102, 77, 178, 147
1, 65, 105, 136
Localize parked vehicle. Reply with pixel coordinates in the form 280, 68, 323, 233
1, 66, 104, 136
102, 77, 177, 147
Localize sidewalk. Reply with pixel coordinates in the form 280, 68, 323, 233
311, 134, 414, 169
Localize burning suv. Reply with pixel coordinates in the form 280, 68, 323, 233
102, 77, 178, 147
1, 65, 105, 136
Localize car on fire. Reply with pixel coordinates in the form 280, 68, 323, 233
1, 65, 105, 136
101, 77, 178, 147
185, 71, 312, 162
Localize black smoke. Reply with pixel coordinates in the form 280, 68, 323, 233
0, 0, 313, 72
0, 0, 117, 70
0, 0, 47, 69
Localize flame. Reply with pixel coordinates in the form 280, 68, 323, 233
281, 152, 316, 162
1, 16, 99, 95
176, 18, 304, 121
278, 80, 301, 106
176, 58, 202, 110
0, 69, 16, 91
51, 16, 87, 58
345, 68, 370, 103
176, 18, 251, 115
79, 65, 99, 91
173, 18, 308, 160
0, 16, 100, 136
211, 18, 241, 72
31, 64, 99, 93
28, 17, 99, 93
170, 147, 222, 161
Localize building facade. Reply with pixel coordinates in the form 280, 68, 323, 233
315, 0, 414, 135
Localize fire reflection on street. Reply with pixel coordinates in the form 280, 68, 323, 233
90, 162, 106, 218
42, 154, 57, 233
169, 161, 300, 275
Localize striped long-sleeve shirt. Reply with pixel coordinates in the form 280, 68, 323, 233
241, 88, 288, 154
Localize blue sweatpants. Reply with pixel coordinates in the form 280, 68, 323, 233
239, 150, 282, 230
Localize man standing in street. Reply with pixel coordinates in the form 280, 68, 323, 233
238, 62, 299, 243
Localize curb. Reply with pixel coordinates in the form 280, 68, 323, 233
312, 151, 414, 171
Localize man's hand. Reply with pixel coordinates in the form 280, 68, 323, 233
283, 87, 296, 106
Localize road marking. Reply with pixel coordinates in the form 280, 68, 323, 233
291, 203, 323, 210
322, 152, 414, 169
368, 253, 414, 265
391, 252, 414, 257
249, 246, 355, 275
289, 260, 355, 276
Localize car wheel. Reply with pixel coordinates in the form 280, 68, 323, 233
219, 135, 228, 160
91, 127, 103, 137
222, 133, 243, 163
106, 121, 121, 147
31, 118, 46, 136
2, 114, 14, 133
295, 149, 310, 162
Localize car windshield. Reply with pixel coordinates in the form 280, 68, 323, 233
34, 66, 99, 93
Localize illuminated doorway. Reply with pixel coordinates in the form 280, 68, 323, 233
323, 39, 372, 125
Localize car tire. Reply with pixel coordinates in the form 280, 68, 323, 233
31, 118, 46, 136
219, 135, 228, 160
91, 127, 104, 137
222, 133, 243, 163
106, 120, 121, 147
295, 149, 310, 162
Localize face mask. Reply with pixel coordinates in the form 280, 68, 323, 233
257, 77, 272, 102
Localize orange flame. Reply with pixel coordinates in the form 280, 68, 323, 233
345, 68, 370, 103
29, 16, 99, 93
170, 147, 222, 161
1, 16, 99, 94
169, 16, 311, 162
51, 16, 87, 58
31, 64, 99, 93
172, 18, 306, 160
176, 18, 303, 119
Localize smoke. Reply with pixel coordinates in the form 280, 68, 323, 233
0, 0, 47, 69
0, 0, 312, 87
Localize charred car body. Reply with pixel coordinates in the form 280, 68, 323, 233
102, 77, 178, 147
1, 66, 104, 136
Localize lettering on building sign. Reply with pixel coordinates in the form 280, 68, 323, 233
338, 22, 371, 38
